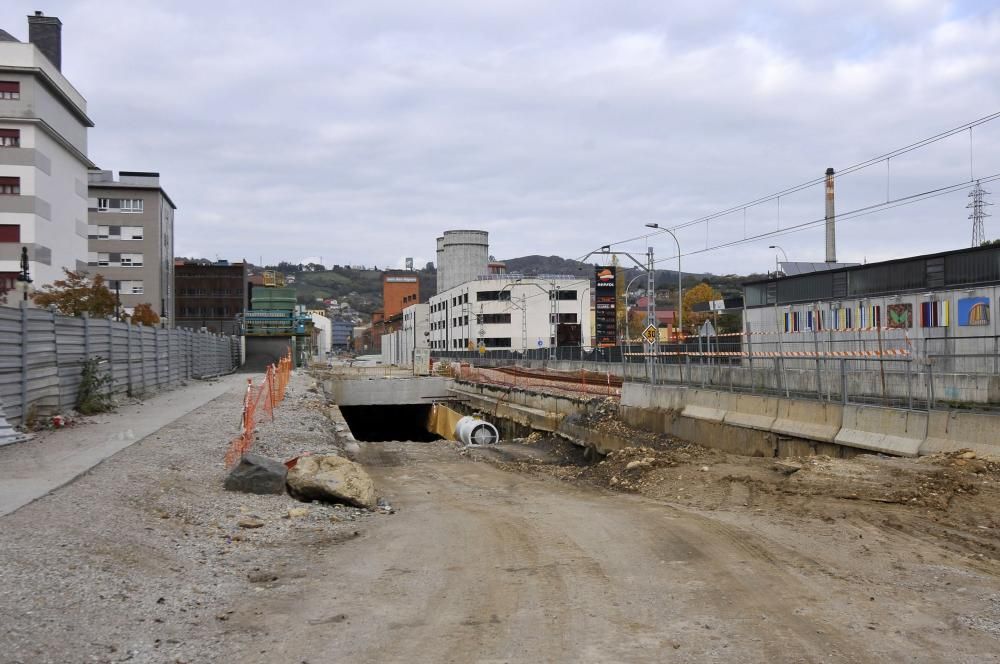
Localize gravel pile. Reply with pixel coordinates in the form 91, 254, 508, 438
0, 372, 375, 664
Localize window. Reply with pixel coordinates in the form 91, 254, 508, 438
0, 224, 19, 242
550, 313, 578, 323
120, 253, 143, 267
477, 290, 511, 301
550, 290, 578, 300
120, 199, 143, 213
0, 176, 20, 195
122, 226, 143, 240
0, 128, 19, 147
481, 337, 512, 348
0, 81, 19, 100
477, 313, 511, 325
98, 198, 110, 211
97, 253, 109, 266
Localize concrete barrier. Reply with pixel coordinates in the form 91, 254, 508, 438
921, 410, 1000, 458
723, 394, 778, 432
771, 400, 843, 443
620, 383, 685, 411
681, 389, 727, 423
835, 405, 926, 457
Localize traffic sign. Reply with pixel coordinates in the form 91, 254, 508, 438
642, 324, 658, 345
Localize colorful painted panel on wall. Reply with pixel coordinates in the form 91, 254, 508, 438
886, 303, 913, 329
919, 300, 949, 327
957, 297, 990, 326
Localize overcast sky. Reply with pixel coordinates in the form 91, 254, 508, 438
5, 1, 1000, 275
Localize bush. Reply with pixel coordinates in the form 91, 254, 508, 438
77, 357, 114, 415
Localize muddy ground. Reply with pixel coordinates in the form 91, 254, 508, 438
1, 374, 998, 663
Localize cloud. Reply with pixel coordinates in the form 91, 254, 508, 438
2, 0, 999, 277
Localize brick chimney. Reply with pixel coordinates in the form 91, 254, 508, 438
27, 11, 62, 71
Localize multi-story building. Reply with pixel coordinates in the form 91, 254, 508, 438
0, 12, 94, 295
331, 318, 353, 350
428, 275, 591, 352
174, 260, 247, 335
87, 170, 176, 321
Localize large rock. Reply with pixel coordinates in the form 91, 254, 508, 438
286, 455, 376, 508
224, 453, 288, 495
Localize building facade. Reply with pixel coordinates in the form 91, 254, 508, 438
428, 275, 591, 352
742, 244, 1000, 364
331, 318, 352, 350
174, 261, 247, 335
0, 12, 94, 295
87, 170, 176, 321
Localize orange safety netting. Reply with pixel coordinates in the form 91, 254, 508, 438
224, 350, 293, 466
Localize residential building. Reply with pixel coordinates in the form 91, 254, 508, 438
87, 170, 176, 321
174, 261, 247, 334
0, 12, 94, 295
428, 275, 591, 352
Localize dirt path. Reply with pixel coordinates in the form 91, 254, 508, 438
1, 373, 998, 663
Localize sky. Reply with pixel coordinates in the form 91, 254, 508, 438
4, 0, 1000, 276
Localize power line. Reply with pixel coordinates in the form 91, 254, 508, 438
650, 172, 1000, 266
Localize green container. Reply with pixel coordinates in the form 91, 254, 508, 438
251, 287, 296, 311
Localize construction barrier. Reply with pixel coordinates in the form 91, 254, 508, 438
224, 349, 293, 466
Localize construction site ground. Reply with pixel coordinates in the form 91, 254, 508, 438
0, 373, 998, 663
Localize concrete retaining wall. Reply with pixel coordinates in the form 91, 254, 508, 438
620, 383, 1000, 459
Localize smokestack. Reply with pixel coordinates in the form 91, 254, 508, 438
27, 11, 62, 71
825, 167, 836, 263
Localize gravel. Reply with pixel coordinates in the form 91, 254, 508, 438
0, 371, 374, 664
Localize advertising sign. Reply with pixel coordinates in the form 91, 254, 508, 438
594, 265, 618, 347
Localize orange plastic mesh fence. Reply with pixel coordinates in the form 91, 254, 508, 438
224, 350, 293, 466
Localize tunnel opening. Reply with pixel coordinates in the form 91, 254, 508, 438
339, 404, 441, 442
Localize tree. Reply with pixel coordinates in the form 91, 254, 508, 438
129, 303, 160, 327
682, 282, 722, 334
33, 269, 116, 317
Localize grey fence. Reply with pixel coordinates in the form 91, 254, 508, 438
0, 303, 241, 426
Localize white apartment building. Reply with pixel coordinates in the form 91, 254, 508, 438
380, 303, 430, 367
0, 13, 94, 295
428, 275, 591, 352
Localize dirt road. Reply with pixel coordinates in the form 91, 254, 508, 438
1, 375, 998, 663
258, 441, 999, 663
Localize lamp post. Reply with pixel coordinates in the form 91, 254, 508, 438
769, 244, 788, 275
16, 246, 32, 302
644, 223, 683, 339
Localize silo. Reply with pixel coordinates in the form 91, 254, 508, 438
435, 236, 445, 294
440, 230, 489, 291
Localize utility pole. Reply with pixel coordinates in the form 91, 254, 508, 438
646, 246, 657, 384
969, 179, 992, 246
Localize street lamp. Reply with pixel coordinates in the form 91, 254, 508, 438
768, 245, 788, 275
645, 223, 682, 339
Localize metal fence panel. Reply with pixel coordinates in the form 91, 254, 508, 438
0, 303, 240, 426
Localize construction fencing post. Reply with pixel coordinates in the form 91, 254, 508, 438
20, 300, 28, 422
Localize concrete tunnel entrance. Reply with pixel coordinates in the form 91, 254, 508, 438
339, 404, 442, 442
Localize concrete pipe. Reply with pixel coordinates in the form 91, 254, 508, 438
455, 416, 500, 446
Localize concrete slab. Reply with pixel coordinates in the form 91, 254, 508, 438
835, 405, 926, 458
